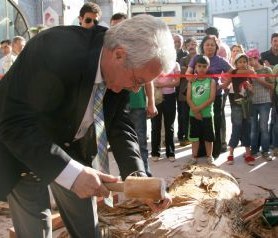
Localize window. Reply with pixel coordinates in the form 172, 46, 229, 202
183, 10, 197, 20
133, 11, 175, 18
0, 0, 30, 40
163, 11, 175, 17
147, 12, 162, 17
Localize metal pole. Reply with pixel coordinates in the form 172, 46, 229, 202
5, 0, 9, 38
126, 0, 131, 18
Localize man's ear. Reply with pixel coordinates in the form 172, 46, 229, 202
78, 16, 82, 25
113, 47, 127, 63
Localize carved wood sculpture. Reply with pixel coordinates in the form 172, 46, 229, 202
98, 165, 278, 238
5, 165, 278, 237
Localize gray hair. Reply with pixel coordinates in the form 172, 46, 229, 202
172, 33, 183, 43
103, 14, 176, 74
12, 36, 25, 44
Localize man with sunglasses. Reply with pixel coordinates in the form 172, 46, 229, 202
0, 15, 176, 237
0, 39, 12, 75
79, 2, 101, 29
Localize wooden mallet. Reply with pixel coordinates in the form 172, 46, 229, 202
104, 176, 166, 200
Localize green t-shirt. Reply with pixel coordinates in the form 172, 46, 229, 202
189, 78, 213, 117
129, 87, 146, 109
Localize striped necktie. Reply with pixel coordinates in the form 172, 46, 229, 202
92, 82, 109, 173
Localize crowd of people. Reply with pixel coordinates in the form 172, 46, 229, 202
0, 1, 277, 237
155, 28, 278, 167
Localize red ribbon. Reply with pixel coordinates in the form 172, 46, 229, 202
164, 73, 277, 79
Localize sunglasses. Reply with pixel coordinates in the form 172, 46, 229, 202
84, 18, 98, 25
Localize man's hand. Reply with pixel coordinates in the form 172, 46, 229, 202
71, 167, 119, 198
143, 192, 172, 212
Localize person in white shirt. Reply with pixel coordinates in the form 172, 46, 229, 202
2, 36, 26, 74
0, 39, 12, 75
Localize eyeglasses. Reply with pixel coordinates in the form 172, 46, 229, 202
84, 18, 93, 24
84, 18, 98, 25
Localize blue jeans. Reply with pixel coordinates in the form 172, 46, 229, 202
272, 106, 278, 148
129, 108, 151, 176
228, 104, 251, 148
251, 103, 271, 154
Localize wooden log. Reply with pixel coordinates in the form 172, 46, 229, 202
97, 165, 278, 237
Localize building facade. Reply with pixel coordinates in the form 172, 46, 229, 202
131, 0, 207, 42
207, 0, 277, 51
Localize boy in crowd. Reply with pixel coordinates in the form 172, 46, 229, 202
186, 55, 216, 165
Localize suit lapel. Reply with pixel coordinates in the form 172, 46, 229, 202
75, 28, 106, 132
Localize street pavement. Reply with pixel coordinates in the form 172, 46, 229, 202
109, 103, 278, 201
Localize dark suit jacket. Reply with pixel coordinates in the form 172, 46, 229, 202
261, 49, 278, 66
0, 25, 145, 200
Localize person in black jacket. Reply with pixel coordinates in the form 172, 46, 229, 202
79, 2, 102, 28
261, 33, 278, 67
0, 15, 176, 237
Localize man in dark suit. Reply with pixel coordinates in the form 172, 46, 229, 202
0, 15, 176, 237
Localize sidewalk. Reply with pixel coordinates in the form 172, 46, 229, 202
1, 104, 278, 238
110, 104, 278, 201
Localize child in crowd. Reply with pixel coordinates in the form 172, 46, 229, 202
246, 48, 274, 161
151, 62, 180, 162
227, 54, 255, 165
229, 44, 245, 67
271, 64, 278, 157
186, 55, 216, 165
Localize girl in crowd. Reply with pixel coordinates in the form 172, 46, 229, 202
230, 44, 245, 66
151, 62, 180, 162
227, 53, 255, 165
271, 64, 278, 157
246, 48, 274, 161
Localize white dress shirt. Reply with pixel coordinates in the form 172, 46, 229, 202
2, 52, 17, 74
55, 53, 103, 189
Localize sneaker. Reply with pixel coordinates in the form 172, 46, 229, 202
251, 150, 259, 156
262, 152, 272, 161
273, 148, 278, 157
179, 140, 191, 147
187, 157, 197, 165
151, 156, 161, 162
227, 155, 234, 165
207, 156, 214, 165
168, 156, 176, 162
245, 155, 255, 166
